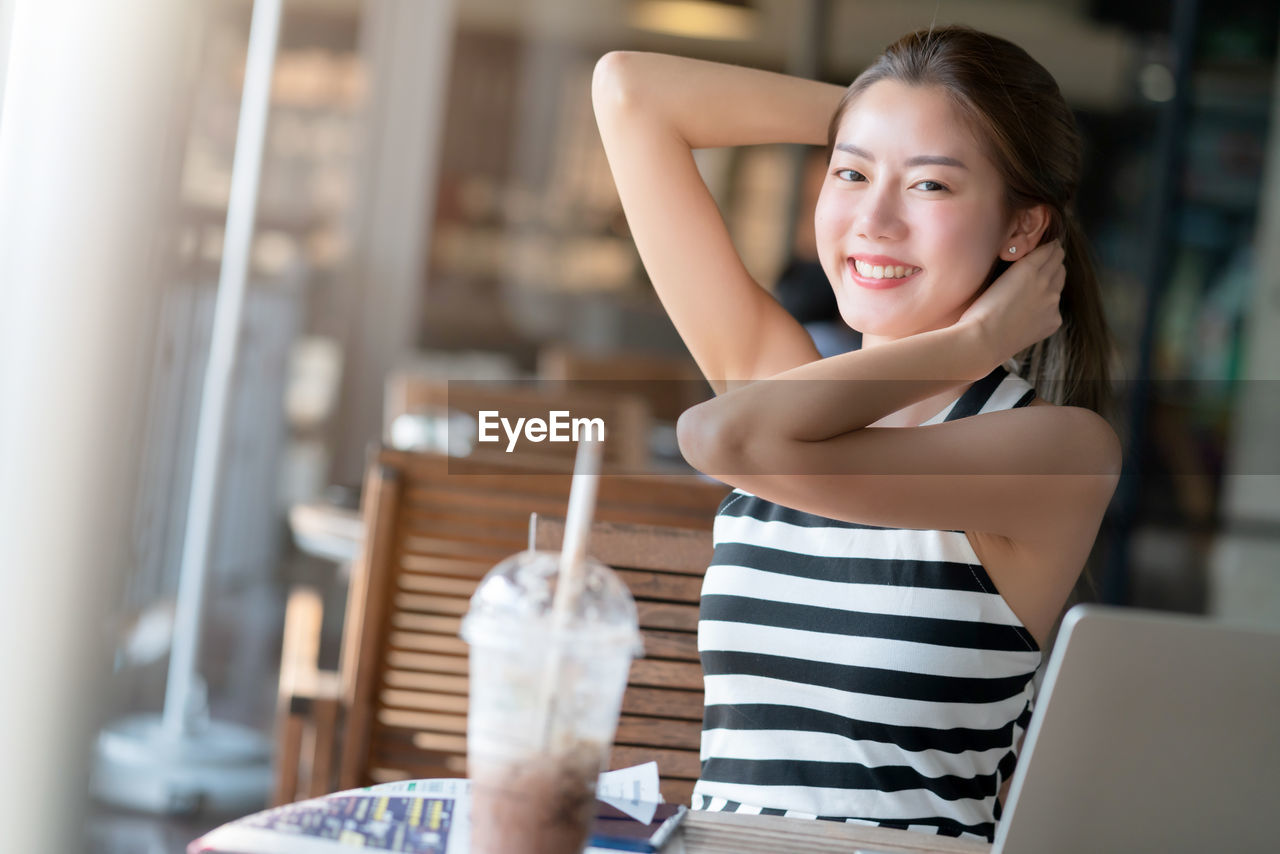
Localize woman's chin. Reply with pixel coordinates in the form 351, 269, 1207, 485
837, 312, 909, 340
838, 305, 957, 341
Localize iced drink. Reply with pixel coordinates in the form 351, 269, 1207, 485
461, 550, 641, 854
469, 740, 602, 854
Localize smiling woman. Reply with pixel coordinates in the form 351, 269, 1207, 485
817, 82, 1036, 345
592, 25, 1120, 844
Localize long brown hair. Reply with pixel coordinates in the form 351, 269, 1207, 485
826, 25, 1116, 421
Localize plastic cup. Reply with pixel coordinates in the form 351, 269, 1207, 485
460, 550, 642, 854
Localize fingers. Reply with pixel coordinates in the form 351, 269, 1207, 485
1035, 239, 1066, 277
1014, 239, 1059, 272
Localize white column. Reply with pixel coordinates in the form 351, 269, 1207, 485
162, 0, 281, 739
0, 0, 192, 848
329, 0, 458, 487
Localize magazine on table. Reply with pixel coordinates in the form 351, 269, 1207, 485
188, 762, 685, 854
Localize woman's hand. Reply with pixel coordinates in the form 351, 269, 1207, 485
957, 240, 1065, 363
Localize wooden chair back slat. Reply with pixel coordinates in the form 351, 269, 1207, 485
539, 517, 714, 575
638, 629, 700, 661
616, 716, 702, 750
635, 601, 699, 633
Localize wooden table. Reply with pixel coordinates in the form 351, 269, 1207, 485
671, 810, 992, 854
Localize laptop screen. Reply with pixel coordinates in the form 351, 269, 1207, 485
994, 605, 1280, 854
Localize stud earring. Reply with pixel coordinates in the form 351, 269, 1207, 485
1009, 246, 1017, 255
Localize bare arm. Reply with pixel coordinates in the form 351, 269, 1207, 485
675, 239, 1119, 560
594, 51, 844, 149
592, 52, 847, 393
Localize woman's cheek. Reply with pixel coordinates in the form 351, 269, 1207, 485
812, 208, 841, 278
917, 205, 996, 285
812, 201, 835, 246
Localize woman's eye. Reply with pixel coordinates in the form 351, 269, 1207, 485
914, 180, 948, 192
834, 168, 865, 182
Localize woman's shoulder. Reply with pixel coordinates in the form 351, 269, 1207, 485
1020, 394, 1121, 474
1027, 394, 1119, 447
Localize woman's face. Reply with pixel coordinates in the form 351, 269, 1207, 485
814, 80, 1012, 341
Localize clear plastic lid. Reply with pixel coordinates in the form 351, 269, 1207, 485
460, 550, 643, 656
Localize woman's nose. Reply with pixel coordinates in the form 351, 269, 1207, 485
854, 187, 905, 241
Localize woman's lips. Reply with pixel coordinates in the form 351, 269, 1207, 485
846, 257, 921, 290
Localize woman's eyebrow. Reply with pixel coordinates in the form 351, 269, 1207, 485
834, 142, 968, 170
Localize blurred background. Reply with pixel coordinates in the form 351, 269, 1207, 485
1, 0, 1278, 851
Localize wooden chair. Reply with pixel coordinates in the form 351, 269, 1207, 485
273, 447, 725, 806
273, 586, 343, 802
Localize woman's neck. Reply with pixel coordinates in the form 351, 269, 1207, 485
858, 330, 977, 428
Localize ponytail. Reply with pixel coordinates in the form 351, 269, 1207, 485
1011, 215, 1116, 423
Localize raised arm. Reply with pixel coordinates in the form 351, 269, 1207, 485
591, 51, 846, 393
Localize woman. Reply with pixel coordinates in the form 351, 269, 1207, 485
592, 26, 1121, 842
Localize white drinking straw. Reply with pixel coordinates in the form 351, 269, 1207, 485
551, 437, 603, 617
537, 436, 603, 750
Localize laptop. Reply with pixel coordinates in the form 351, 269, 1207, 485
993, 604, 1280, 853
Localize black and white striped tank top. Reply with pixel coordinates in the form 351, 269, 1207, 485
692, 361, 1042, 843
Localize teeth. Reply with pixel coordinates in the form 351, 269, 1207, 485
853, 259, 919, 279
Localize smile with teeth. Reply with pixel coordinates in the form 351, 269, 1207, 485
853, 259, 921, 279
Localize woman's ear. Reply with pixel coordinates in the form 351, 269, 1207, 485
1000, 204, 1052, 261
